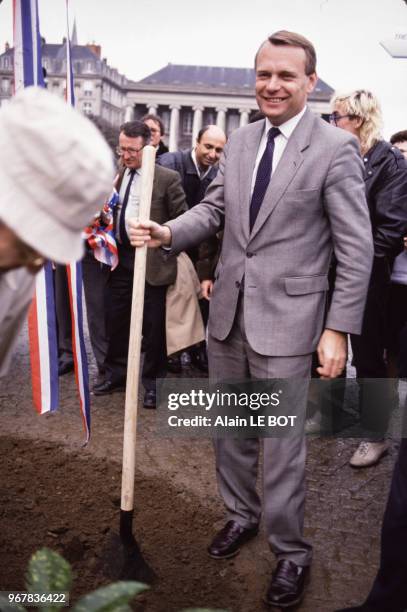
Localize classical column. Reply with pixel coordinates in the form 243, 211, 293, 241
168, 105, 181, 152
191, 106, 204, 145
124, 105, 134, 122
216, 107, 227, 132
148, 105, 157, 115
239, 109, 250, 127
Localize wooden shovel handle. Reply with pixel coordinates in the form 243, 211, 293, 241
121, 145, 156, 511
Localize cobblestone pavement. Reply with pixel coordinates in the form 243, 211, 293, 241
0, 322, 400, 611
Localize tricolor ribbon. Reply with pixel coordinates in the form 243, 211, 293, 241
14, 0, 60, 414
14, 0, 91, 440
83, 189, 120, 270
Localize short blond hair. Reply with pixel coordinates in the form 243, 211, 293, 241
331, 89, 383, 155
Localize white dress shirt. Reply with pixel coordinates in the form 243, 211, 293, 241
251, 106, 307, 195
116, 167, 141, 241
191, 149, 211, 180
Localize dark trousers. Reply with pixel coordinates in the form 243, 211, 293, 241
350, 257, 393, 437
387, 282, 407, 378
358, 438, 407, 611
55, 254, 110, 375
82, 250, 110, 375
104, 261, 168, 392
54, 265, 73, 365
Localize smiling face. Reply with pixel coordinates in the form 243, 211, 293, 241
195, 126, 226, 169
255, 42, 317, 126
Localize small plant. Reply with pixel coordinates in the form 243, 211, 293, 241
0, 548, 227, 612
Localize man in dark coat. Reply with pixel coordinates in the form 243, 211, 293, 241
158, 125, 226, 370
93, 121, 187, 407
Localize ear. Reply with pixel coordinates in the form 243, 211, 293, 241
306, 72, 318, 94
353, 116, 364, 129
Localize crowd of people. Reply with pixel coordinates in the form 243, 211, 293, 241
1, 27, 407, 612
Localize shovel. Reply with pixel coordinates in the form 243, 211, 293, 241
119, 144, 156, 582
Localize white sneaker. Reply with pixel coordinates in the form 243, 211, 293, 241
349, 441, 389, 468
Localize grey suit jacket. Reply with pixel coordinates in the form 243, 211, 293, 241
167, 109, 374, 357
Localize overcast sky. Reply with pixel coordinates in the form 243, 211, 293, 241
1, 0, 406, 137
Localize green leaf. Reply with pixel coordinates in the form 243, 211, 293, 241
26, 548, 72, 611
0, 595, 26, 612
71, 581, 148, 612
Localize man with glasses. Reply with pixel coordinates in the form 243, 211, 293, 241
93, 121, 187, 408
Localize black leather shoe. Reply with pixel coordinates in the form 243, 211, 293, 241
58, 361, 74, 376
93, 380, 125, 396
143, 389, 156, 409
207, 520, 258, 559
264, 559, 309, 608
167, 354, 182, 374
190, 345, 208, 373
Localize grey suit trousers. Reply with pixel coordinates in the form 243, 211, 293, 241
209, 296, 313, 566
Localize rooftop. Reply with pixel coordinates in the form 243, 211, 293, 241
134, 63, 334, 98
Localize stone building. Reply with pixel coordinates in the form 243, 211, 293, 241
0, 36, 334, 143
0, 36, 128, 126
126, 63, 334, 150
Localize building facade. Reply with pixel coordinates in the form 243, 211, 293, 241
0, 39, 128, 127
126, 63, 334, 150
0, 41, 334, 144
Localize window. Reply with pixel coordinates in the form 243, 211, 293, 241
83, 101, 93, 115
83, 80, 93, 96
182, 111, 193, 135
1, 79, 10, 94
204, 110, 216, 125
3, 58, 9, 70
161, 110, 170, 134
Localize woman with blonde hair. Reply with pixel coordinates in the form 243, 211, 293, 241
330, 89, 407, 468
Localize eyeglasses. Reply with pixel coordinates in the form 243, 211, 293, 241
115, 145, 144, 156
329, 113, 355, 126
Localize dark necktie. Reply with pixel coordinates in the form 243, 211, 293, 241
249, 127, 281, 232
119, 169, 136, 246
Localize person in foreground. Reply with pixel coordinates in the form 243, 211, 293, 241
129, 30, 373, 608
0, 86, 114, 375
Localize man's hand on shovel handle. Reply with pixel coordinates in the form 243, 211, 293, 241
128, 219, 172, 248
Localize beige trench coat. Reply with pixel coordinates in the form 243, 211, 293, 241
166, 252, 205, 356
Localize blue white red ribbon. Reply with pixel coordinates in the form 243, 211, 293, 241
83, 189, 120, 270
65, 0, 91, 442
14, 0, 60, 414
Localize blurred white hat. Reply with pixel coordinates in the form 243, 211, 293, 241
0, 86, 114, 263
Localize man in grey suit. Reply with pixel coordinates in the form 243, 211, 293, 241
129, 31, 373, 608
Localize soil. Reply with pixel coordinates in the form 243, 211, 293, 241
0, 323, 396, 611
